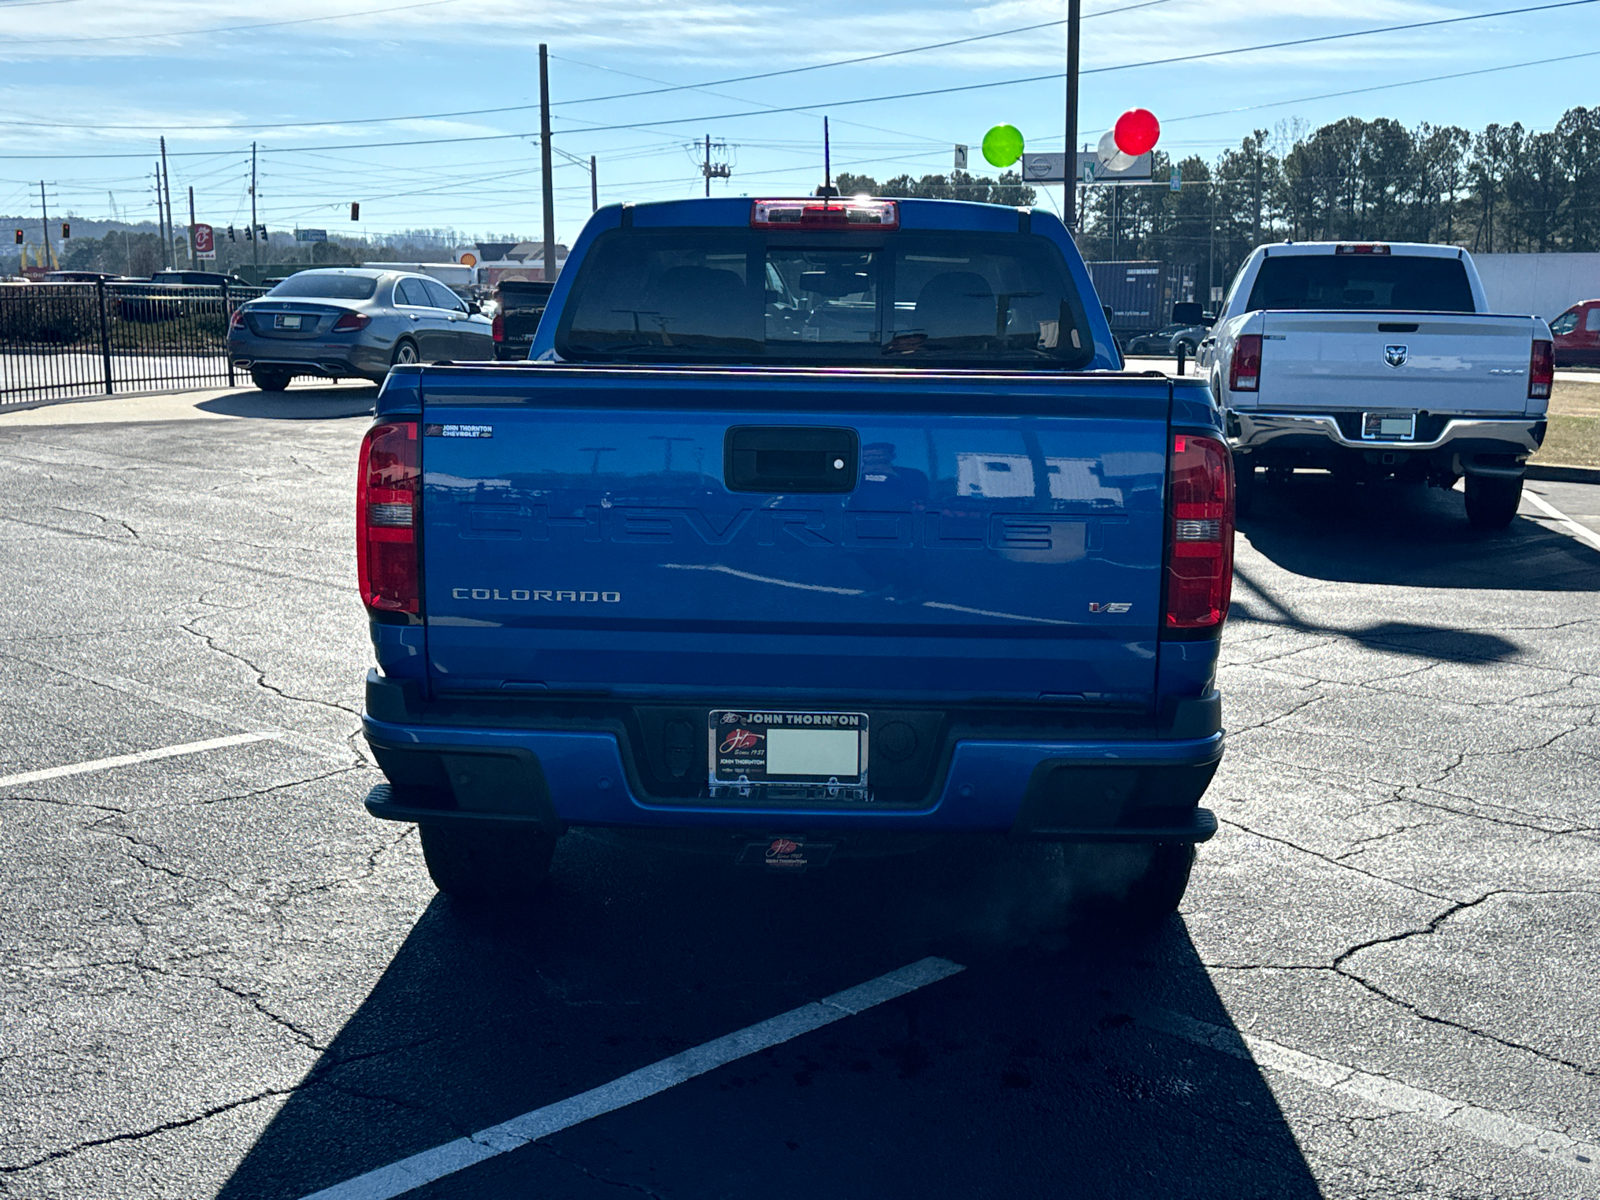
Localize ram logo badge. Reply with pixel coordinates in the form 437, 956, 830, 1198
1384, 344, 1409, 368
1088, 602, 1133, 614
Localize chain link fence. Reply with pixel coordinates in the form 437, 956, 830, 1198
0, 280, 270, 406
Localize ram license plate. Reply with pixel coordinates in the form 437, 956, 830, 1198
1362, 412, 1415, 440
710, 711, 867, 788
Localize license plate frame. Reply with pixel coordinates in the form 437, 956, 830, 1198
1361, 411, 1416, 441
275, 313, 304, 330
709, 710, 868, 793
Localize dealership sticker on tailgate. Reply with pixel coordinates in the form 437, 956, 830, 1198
710, 710, 868, 788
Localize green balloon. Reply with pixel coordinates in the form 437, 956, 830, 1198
982, 125, 1025, 168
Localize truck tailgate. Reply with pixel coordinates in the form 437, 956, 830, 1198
1254, 311, 1536, 414
417, 368, 1170, 704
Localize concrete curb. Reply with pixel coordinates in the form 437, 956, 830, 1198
1526, 462, 1600, 485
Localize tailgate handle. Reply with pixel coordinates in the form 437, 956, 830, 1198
724, 426, 858, 493
1378, 323, 1419, 333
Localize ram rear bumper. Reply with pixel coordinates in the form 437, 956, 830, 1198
1229, 411, 1545, 475
360, 713, 1222, 844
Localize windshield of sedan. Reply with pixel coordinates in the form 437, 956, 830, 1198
268, 274, 379, 300
556, 229, 1094, 368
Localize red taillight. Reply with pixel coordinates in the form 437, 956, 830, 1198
1529, 338, 1554, 400
750, 198, 899, 229
491, 314, 504, 342
1229, 334, 1262, 392
1334, 243, 1390, 255
229, 309, 246, 330
356, 421, 420, 616
1163, 434, 1234, 634
332, 310, 371, 332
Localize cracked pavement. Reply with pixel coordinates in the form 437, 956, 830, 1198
0, 396, 1597, 1198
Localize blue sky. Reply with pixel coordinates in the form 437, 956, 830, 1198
1, 0, 1596, 246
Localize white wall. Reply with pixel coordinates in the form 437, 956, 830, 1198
1472, 252, 1600, 320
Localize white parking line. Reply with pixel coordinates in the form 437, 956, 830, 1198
0, 732, 279, 791
301, 956, 966, 1200
1523, 488, 1600, 552
1142, 1005, 1600, 1177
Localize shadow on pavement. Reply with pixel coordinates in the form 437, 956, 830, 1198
1241, 472, 1600, 592
197, 385, 378, 421
219, 834, 1321, 1199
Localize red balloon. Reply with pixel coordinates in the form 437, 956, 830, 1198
1114, 108, 1160, 156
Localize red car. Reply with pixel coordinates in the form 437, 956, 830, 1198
1550, 299, 1600, 367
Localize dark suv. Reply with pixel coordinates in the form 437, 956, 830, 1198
490, 279, 554, 359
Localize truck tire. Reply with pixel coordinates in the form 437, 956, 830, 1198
419, 823, 557, 903
1065, 843, 1195, 937
1233, 456, 1256, 516
251, 367, 291, 392
1464, 474, 1523, 530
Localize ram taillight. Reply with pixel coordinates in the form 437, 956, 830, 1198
356, 421, 420, 616
1529, 338, 1554, 400
1230, 333, 1262, 392
1163, 434, 1234, 634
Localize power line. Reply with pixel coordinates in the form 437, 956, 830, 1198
1, 0, 1594, 160
0, 0, 1171, 133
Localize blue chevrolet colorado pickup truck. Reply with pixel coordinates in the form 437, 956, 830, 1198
356, 195, 1234, 925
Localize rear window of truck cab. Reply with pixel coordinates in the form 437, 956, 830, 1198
555, 228, 1095, 368
1244, 254, 1474, 314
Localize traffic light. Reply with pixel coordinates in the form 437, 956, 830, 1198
350, 202, 360, 221
12, 229, 21, 245
244, 225, 253, 241
61, 222, 70, 239
227, 225, 236, 242
256, 223, 269, 243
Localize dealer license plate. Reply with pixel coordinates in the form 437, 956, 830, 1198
275, 314, 303, 330
709, 710, 868, 788
1361, 411, 1416, 441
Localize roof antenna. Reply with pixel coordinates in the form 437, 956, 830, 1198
817, 116, 838, 198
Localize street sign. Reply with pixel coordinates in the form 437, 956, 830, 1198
953, 144, 968, 170
1170, 167, 1182, 192
295, 228, 327, 243
1020, 152, 1152, 183
193, 223, 216, 260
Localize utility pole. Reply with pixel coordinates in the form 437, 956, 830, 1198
700, 136, 731, 195
154, 163, 166, 269
187, 185, 197, 268
250, 142, 259, 276
538, 43, 556, 284
1063, 0, 1080, 228
160, 137, 175, 270
38, 181, 53, 270
705, 134, 712, 198
590, 154, 598, 213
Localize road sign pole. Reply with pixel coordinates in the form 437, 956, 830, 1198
539, 44, 556, 284
188, 185, 197, 268
1063, 0, 1080, 229
250, 142, 259, 277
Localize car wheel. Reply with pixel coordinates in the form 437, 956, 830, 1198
1464, 474, 1523, 529
251, 368, 291, 392
1234, 455, 1257, 516
419, 823, 557, 904
391, 338, 420, 367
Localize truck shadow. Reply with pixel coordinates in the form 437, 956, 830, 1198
195, 385, 378, 421
1240, 472, 1600, 593
217, 835, 1322, 1199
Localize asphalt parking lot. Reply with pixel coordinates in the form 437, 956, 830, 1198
1, 384, 1597, 1199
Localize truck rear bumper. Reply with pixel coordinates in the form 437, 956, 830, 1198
361, 714, 1223, 843
1230, 411, 1544, 465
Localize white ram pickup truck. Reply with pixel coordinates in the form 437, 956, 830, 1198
1198, 241, 1554, 528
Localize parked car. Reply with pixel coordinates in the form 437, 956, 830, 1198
228, 267, 494, 391
1549, 299, 1600, 367
356, 195, 1233, 929
489, 279, 553, 359
1125, 322, 1208, 356
1199, 241, 1553, 527
149, 269, 251, 287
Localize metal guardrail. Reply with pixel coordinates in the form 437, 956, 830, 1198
0, 280, 271, 405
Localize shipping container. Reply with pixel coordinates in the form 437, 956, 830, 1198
1084, 260, 1197, 334
1471, 252, 1600, 321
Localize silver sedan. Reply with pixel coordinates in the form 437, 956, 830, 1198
228, 268, 495, 391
